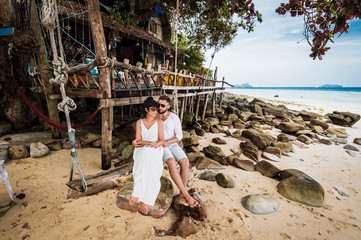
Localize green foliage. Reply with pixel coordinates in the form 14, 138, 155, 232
163, 0, 262, 51
176, 35, 205, 74
110, 0, 136, 26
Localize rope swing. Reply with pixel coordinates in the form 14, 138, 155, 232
40, 0, 87, 191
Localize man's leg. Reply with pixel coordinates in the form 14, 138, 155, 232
178, 158, 189, 188
166, 157, 197, 207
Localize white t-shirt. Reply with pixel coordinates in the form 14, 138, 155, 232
163, 112, 183, 142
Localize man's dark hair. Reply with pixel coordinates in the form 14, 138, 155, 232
158, 95, 171, 104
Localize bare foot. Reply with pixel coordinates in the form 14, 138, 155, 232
139, 202, 148, 215
178, 195, 190, 206
129, 196, 139, 205
185, 195, 199, 208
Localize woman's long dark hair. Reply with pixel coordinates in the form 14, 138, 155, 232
140, 97, 159, 117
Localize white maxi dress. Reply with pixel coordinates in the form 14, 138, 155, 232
131, 120, 164, 206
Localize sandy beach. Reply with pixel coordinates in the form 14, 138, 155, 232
1, 95, 361, 240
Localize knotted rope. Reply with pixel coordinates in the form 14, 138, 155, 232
40, 0, 87, 191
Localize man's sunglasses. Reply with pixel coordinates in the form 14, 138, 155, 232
159, 104, 168, 108
149, 107, 158, 111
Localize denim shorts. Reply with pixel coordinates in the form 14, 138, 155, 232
163, 143, 187, 162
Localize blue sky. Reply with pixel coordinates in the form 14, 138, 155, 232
203, 0, 361, 87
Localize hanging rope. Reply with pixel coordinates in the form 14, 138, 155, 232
40, 0, 87, 191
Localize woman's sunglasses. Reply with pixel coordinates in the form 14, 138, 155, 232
149, 107, 158, 111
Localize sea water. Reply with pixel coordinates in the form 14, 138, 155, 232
226, 87, 361, 114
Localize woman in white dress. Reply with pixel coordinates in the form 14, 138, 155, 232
129, 97, 164, 215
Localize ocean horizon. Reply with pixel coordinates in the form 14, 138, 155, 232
226, 87, 361, 114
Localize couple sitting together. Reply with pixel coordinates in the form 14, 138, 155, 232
129, 95, 198, 215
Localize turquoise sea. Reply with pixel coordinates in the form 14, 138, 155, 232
226, 87, 361, 114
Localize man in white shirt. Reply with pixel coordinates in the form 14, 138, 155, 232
157, 95, 198, 207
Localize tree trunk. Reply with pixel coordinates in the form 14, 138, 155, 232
0, 0, 38, 130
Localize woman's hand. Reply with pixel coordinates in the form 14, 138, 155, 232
149, 141, 160, 148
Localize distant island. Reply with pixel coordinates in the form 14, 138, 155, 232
318, 84, 343, 88
233, 83, 253, 88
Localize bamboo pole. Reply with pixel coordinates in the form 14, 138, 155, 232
88, 0, 112, 170
195, 94, 201, 121
219, 77, 225, 107
202, 94, 209, 120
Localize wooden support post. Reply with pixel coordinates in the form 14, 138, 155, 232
88, 0, 112, 170
212, 90, 216, 115
202, 94, 209, 120
195, 94, 201, 121
219, 77, 225, 107
180, 97, 185, 123
123, 59, 131, 89
30, 2, 61, 139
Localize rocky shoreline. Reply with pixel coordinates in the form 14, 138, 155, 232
1, 92, 361, 239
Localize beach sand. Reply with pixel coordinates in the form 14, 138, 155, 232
1, 97, 361, 240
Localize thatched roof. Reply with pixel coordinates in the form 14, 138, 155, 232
58, 0, 184, 55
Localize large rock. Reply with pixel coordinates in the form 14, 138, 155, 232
248, 103, 263, 116
30, 142, 50, 158
202, 145, 226, 158
255, 160, 281, 178
328, 111, 360, 127
240, 141, 259, 162
186, 152, 205, 163
241, 193, 280, 215
9, 145, 29, 160
272, 142, 293, 153
326, 128, 348, 138
354, 138, 361, 145
122, 145, 135, 160
81, 133, 101, 144
215, 173, 235, 188
298, 110, 318, 121
264, 147, 281, 158
173, 216, 198, 238
114, 120, 137, 142
172, 194, 207, 221
233, 158, 254, 171
195, 156, 224, 170
276, 169, 325, 207
297, 134, 313, 145
197, 171, 217, 181
240, 112, 254, 122
182, 137, 200, 147
278, 122, 305, 133
195, 128, 206, 136
116, 176, 174, 218
310, 119, 329, 130
241, 129, 261, 139
251, 133, 276, 150
46, 141, 62, 151
228, 114, 239, 122
115, 141, 130, 156
182, 112, 194, 129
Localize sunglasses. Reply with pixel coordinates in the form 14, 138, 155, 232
159, 104, 168, 108
149, 107, 158, 111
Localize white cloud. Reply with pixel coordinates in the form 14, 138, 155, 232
203, 0, 361, 87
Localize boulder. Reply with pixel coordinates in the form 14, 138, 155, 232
195, 157, 225, 170
264, 147, 281, 158
328, 136, 347, 145
240, 142, 259, 162
122, 145, 135, 160
251, 133, 276, 150
195, 128, 206, 136
240, 112, 254, 122
202, 145, 226, 158
298, 110, 318, 121
219, 120, 233, 126
183, 131, 191, 139
295, 130, 315, 138
328, 111, 360, 127
233, 122, 245, 129
30, 142, 50, 158
197, 171, 217, 181
261, 152, 280, 162
182, 112, 194, 129
255, 160, 281, 178
277, 133, 291, 142
115, 141, 130, 156
354, 138, 361, 145
225, 106, 239, 115
46, 141, 62, 151
278, 122, 305, 133
81, 133, 101, 143
215, 173, 235, 188
172, 194, 207, 221
211, 137, 227, 145
297, 134, 313, 145
272, 142, 293, 153
248, 103, 263, 116
276, 169, 324, 207
343, 144, 359, 152
9, 145, 29, 160
312, 125, 324, 133
241, 193, 280, 215
185, 146, 200, 153
182, 137, 200, 147
326, 128, 348, 138
116, 176, 174, 218
310, 119, 329, 130
241, 129, 261, 139
210, 127, 219, 133
173, 216, 198, 238
186, 152, 205, 163
114, 120, 137, 142
233, 159, 254, 171
228, 114, 239, 122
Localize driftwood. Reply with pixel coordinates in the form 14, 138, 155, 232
66, 162, 133, 199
